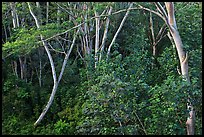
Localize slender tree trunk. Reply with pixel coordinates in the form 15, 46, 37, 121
3, 23, 8, 42
164, 2, 194, 135
15, 6, 20, 27
99, 6, 112, 62
57, 29, 79, 83
38, 48, 42, 87
13, 61, 18, 78
28, 2, 79, 126
28, 2, 58, 126
46, 2, 49, 24
8, 25, 11, 37
23, 57, 27, 82
36, 2, 42, 25
107, 2, 133, 60
94, 10, 100, 68
10, 2, 17, 28
149, 12, 156, 57
57, 6, 61, 26
19, 57, 24, 79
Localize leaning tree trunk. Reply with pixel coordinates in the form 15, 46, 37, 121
27, 3, 58, 126
28, 2, 79, 126
106, 2, 133, 60
99, 5, 112, 62
164, 2, 195, 135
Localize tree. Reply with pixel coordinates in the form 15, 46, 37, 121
27, 2, 79, 126
2, 2, 201, 135
137, 2, 194, 134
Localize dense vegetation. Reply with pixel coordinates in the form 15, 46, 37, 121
2, 2, 202, 135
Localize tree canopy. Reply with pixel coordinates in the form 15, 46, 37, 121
2, 2, 202, 135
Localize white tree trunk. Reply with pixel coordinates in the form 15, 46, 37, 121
57, 29, 79, 83
10, 2, 17, 28
28, 3, 58, 126
57, 6, 61, 25
94, 10, 100, 68
99, 6, 113, 62
28, 2, 79, 126
46, 2, 49, 24
106, 2, 133, 60
165, 2, 194, 135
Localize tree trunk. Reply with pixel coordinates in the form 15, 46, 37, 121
164, 2, 194, 135
36, 2, 42, 25
28, 2, 58, 126
38, 48, 42, 87
19, 57, 24, 79
94, 10, 100, 68
149, 12, 156, 57
46, 2, 49, 24
10, 2, 17, 28
107, 2, 133, 60
57, 6, 61, 25
23, 57, 27, 82
28, 2, 79, 126
99, 6, 112, 62
3, 23, 8, 42
57, 29, 79, 83
13, 60, 18, 78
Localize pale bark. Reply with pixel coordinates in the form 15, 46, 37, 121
99, 6, 113, 61
19, 57, 25, 80
10, 2, 17, 28
94, 10, 100, 68
84, 4, 90, 55
46, 2, 49, 24
57, 29, 79, 83
165, 2, 194, 135
149, 12, 156, 56
36, 2, 42, 25
57, 6, 61, 25
10, 2, 20, 27
107, 2, 133, 60
149, 15, 167, 55
38, 49, 42, 87
138, 2, 194, 134
28, 2, 58, 126
13, 61, 18, 78
15, 7, 20, 27
28, 2, 79, 126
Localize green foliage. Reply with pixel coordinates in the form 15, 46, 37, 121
54, 119, 69, 135
2, 116, 20, 134
3, 28, 38, 57
76, 60, 140, 135
2, 2, 202, 135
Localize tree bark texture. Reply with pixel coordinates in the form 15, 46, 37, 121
28, 2, 58, 126
164, 2, 194, 135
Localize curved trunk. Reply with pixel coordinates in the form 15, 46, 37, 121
165, 2, 194, 135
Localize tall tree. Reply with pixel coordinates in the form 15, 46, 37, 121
138, 2, 194, 135
27, 2, 79, 126
106, 2, 133, 60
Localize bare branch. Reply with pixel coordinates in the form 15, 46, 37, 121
107, 2, 134, 60
47, 42, 66, 54
137, 4, 165, 21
